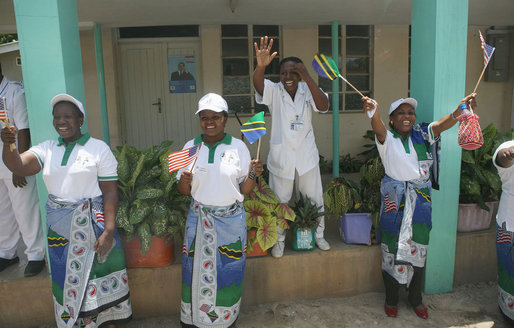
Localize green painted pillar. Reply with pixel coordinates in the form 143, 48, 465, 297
332, 21, 340, 178
13, 0, 86, 237
94, 24, 111, 146
411, 0, 468, 293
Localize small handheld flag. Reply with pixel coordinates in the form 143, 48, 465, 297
0, 97, 16, 151
479, 30, 495, 67
240, 111, 266, 144
168, 144, 201, 173
312, 54, 376, 118
312, 54, 364, 97
0, 97, 8, 122
473, 30, 496, 94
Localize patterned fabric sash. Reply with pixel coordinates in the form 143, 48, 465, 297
181, 200, 246, 328
46, 195, 131, 328
380, 175, 432, 285
496, 222, 514, 320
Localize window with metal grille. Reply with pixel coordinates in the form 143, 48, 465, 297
318, 25, 373, 111
221, 25, 280, 114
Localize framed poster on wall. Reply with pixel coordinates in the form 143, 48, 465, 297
168, 54, 196, 93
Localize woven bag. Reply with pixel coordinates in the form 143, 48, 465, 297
457, 105, 483, 150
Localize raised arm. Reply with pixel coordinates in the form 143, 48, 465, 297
362, 97, 387, 143
1, 126, 41, 176
293, 63, 329, 112
495, 144, 514, 169
431, 93, 477, 138
253, 36, 277, 96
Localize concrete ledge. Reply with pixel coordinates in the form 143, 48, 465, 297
0, 227, 496, 328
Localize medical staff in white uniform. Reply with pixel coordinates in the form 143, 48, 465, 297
0, 65, 45, 277
253, 36, 330, 257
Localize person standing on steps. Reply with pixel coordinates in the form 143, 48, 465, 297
253, 36, 331, 258
0, 63, 45, 277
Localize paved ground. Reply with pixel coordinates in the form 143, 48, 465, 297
113, 281, 509, 328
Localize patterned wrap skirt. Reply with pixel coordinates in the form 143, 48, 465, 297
46, 195, 132, 328
379, 175, 432, 285
497, 222, 514, 320
181, 200, 247, 328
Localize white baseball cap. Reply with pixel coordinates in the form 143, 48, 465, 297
388, 98, 417, 115
51, 93, 85, 116
195, 93, 228, 115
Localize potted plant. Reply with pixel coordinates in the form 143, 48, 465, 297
323, 177, 373, 245
458, 123, 508, 232
114, 140, 191, 267
244, 177, 296, 257
291, 193, 325, 251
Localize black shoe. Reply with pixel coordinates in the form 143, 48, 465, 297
0, 257, 19, 272
24, 260, 45, 277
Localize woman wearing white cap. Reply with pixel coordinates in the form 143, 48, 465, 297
177, 93, 263, 328
1, 94, 132, 328
361, 93, 476, 319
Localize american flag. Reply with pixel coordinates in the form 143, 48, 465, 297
168, 144, 201, 173
199, 304, 211, 313
479, 30, 495, 67
0, 97, 8, 121
383, 194, 397, 214
497, 226, 512, 245
95, 211, 104, 223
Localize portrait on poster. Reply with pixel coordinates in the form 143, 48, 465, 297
168, 54, 196, 93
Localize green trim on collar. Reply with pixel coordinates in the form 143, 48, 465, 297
194, 134, 232, 163
390, 129, 411, 154
57, 132, 90, 146
58, 133, 91, 166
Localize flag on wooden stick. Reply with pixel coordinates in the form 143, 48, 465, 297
168, 144, 201, 173
240, 111, 266, 144
473, 30, 496, 94
479, 30, 495, 67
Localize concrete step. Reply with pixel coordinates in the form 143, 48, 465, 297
0, 220, 496, 328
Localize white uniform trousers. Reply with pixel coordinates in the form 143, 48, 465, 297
269, 165, 325, 240
0, 175, 45, 261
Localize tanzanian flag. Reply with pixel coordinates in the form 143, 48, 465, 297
240, 111, 266, 144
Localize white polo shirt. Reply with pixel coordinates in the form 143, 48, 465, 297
177, 134, 250, 207
255, 79, 328, 180
29, 133, 118, 201
0, 78, 29, 178
376, 123, 436, 182
493, 140, 514, 231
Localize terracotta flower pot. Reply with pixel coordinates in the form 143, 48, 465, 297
123, 234, 174, 267
246, 229, 268, 257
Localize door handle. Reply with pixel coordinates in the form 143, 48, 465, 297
152, 98, 161, 113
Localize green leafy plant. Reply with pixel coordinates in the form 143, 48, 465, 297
113, 140, 191, 254
323, 177, 362, 217
459, 123, 510, 211
292, 193, 326, 229
319, 155, 332, 174
339, 153, 363, 173
358, 130, 380, 163
244, 177, 296, 252
360, 156, 385, 229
